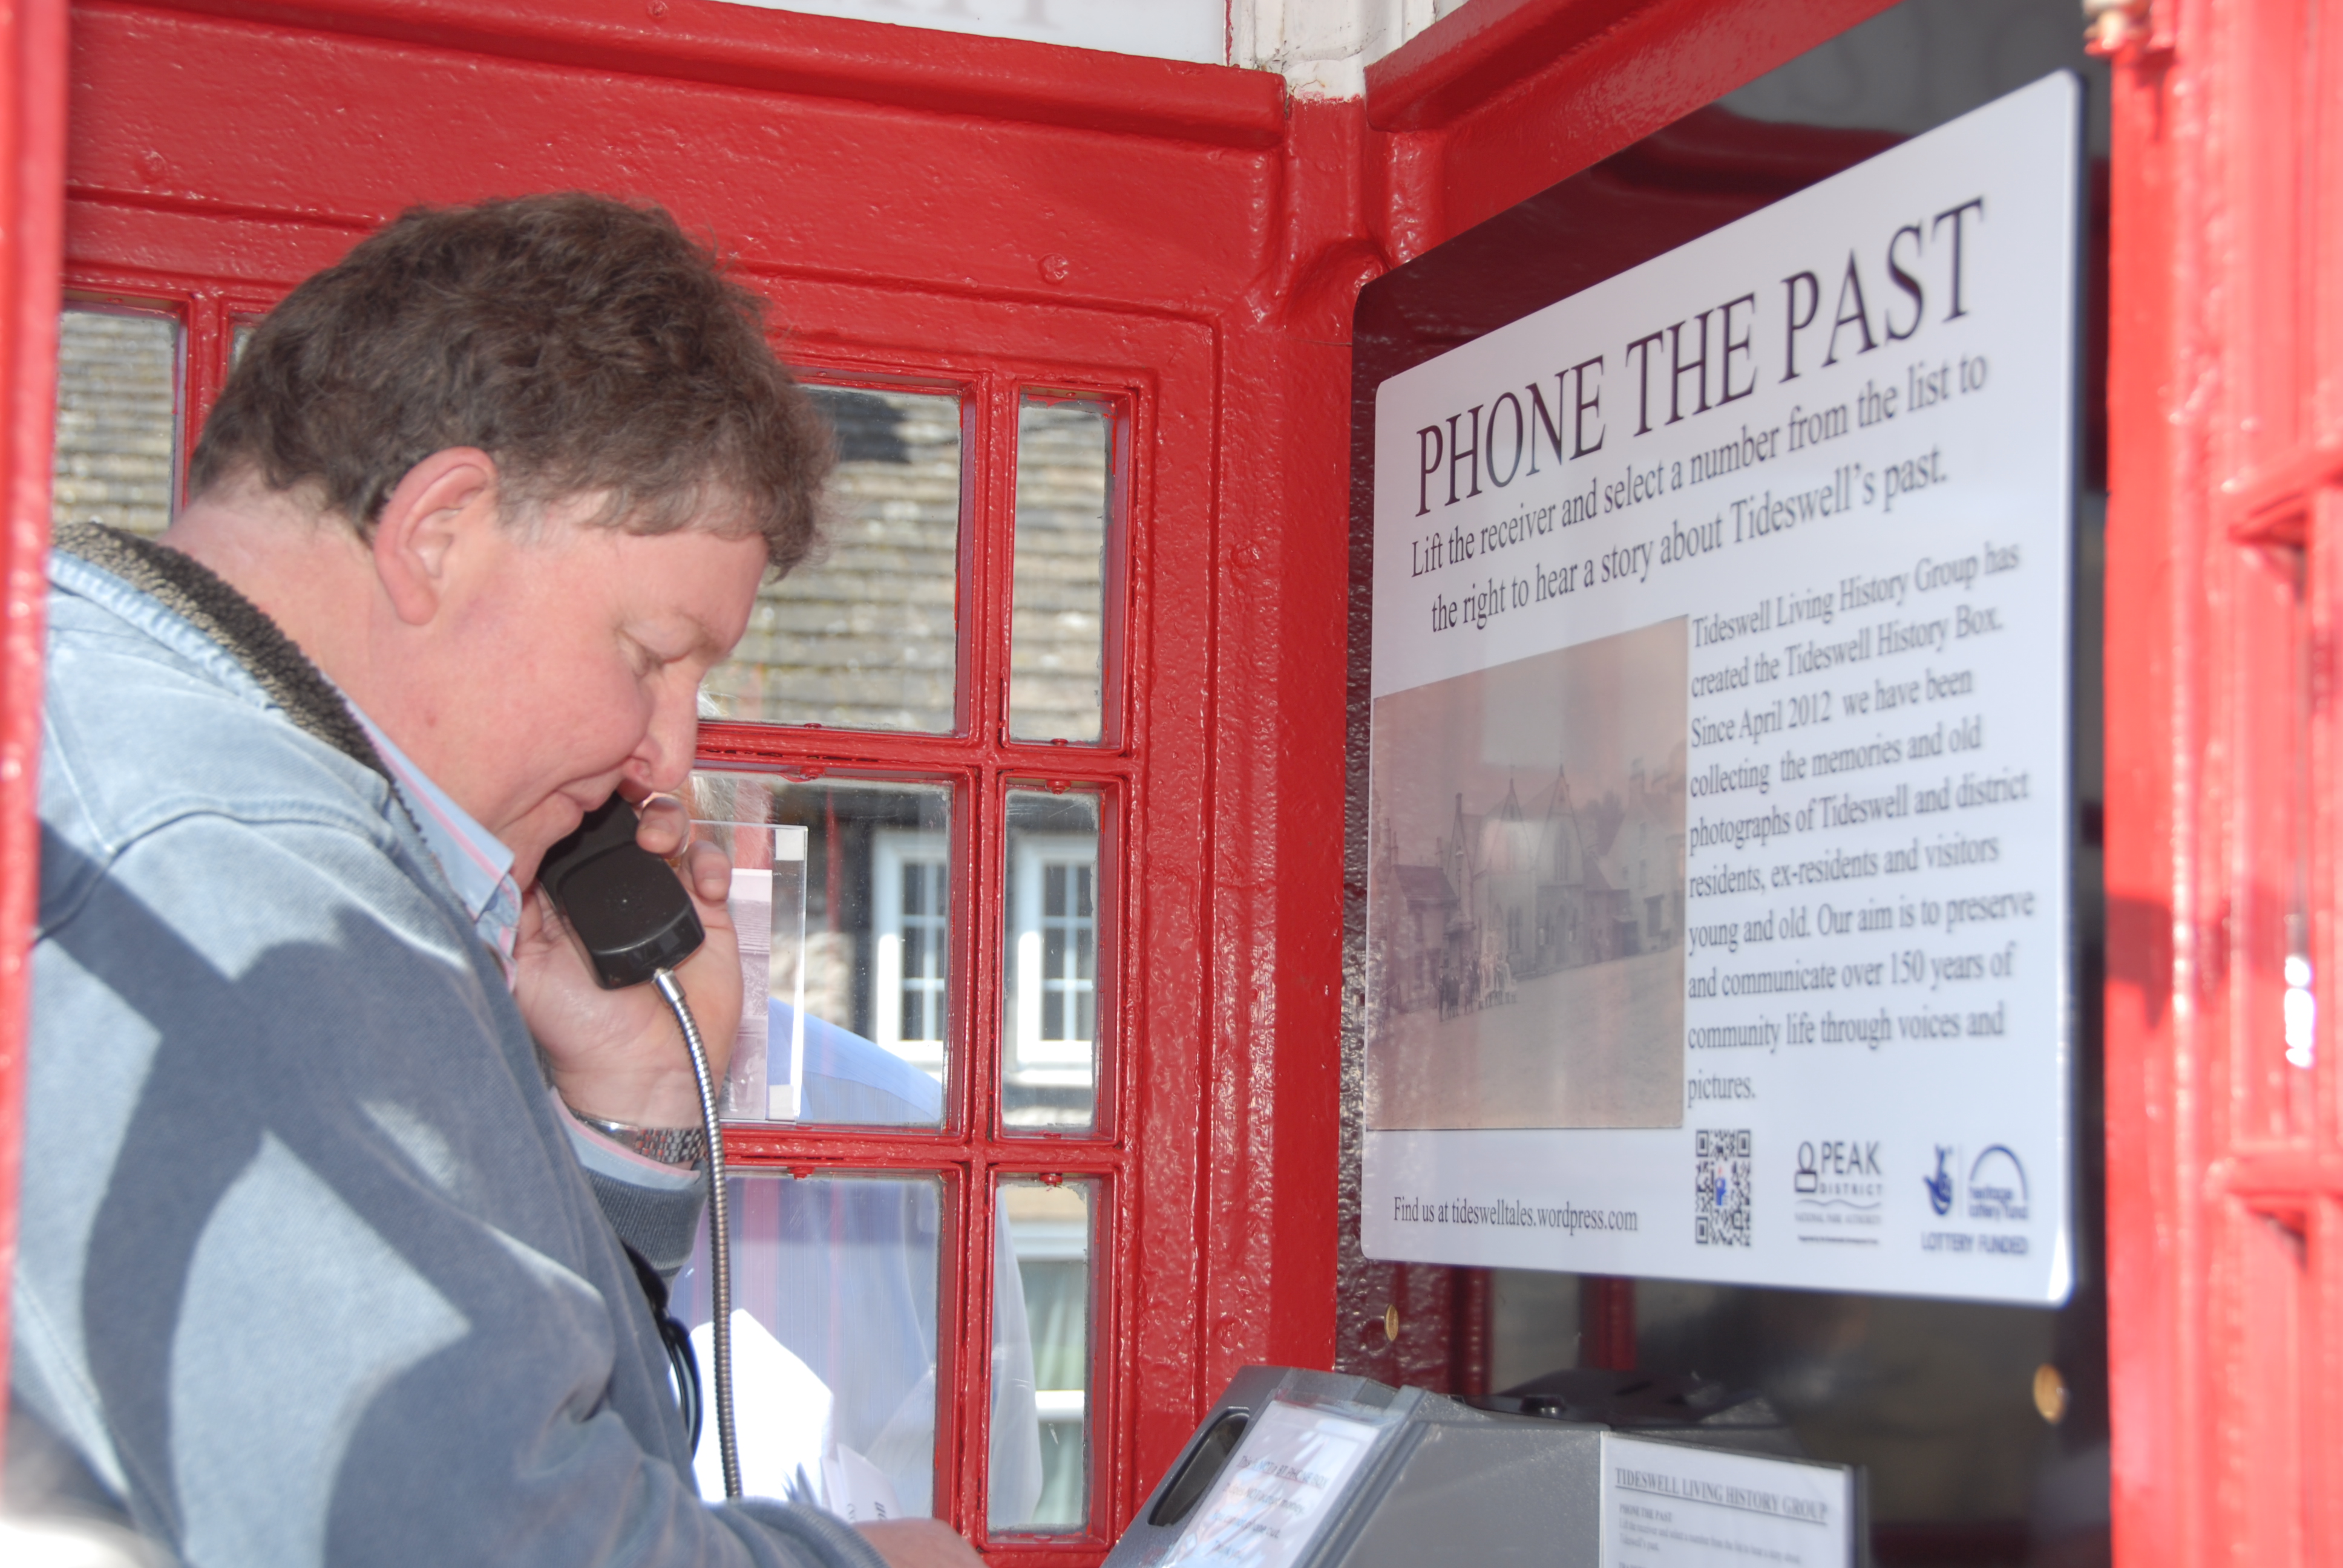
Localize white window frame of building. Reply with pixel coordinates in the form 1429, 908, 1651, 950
1005, 1200, 1091, 1471
873, 829, 949, 1076
1009, 834, 1098, 1087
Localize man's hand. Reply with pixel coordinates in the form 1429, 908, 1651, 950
856, 1520, 986, 1568
514, 794, 743, 1128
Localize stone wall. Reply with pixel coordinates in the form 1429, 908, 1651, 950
53, 310, 178, 538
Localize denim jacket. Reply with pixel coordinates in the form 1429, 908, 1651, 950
7, 524, 882, 1568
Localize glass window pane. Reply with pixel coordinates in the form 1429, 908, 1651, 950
692, 819, 810, 1124
692, 772, 953, 1127
708, 386, 961, 733
991, 1178, 1093, 1534
1003, 789, 1101, 1132
53, 309, 180, 537
1009, 396, 1109, 743
676, 1172, 943, 1515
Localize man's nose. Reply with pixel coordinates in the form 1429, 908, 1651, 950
628, 693, 700, 795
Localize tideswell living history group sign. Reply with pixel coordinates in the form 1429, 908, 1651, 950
1362, 74, 2080, 1304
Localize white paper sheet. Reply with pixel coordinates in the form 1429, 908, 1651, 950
822, 1443, 905, 1525
692, 1309, 833, 1503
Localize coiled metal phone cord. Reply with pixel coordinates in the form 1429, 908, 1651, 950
652, 967, 741, 1501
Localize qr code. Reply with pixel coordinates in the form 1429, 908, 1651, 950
1696, 1129, 1753, 1247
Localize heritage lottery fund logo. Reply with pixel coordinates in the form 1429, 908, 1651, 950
1921, 1143, 2033, 1259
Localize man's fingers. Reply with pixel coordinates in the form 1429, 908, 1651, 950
635, 790, 736, 906
633, 793, 691, 856
680, 837, 733, 903
516, 886, 548, 942
856, 1520, 985, 1568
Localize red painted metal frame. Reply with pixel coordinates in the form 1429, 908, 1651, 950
0, 0, 68, 1480
1362, 0, 1891, 249
2101, 2, 2343, 1567
127, 0, 1288, 149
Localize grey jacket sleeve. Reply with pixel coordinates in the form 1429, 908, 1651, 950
732, 1503, 891, 1568
562, 1110, 710, 1278
15, 812, 884, 1568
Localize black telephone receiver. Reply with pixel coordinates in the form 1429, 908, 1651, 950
536, 795, 705, 988
538, 791, 740, 1497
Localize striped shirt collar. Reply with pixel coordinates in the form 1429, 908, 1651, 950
345, 705, 524, 981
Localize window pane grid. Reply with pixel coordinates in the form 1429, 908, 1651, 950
693, 769, 1123, 1151
697, 765, 1123, 1540
691, 370, 1127, 1546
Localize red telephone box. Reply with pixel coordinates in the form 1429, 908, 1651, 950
2100, 3, 2343, 1564
0, 1, 2335, 1565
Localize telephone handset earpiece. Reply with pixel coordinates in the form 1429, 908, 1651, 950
537, 795, 704, 987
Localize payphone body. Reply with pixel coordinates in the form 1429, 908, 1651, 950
1108, 1364, 1853, 1568
1106, 1365, 1603, 1568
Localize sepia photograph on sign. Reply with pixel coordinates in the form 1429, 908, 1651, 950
1366, 618, 1688, 1130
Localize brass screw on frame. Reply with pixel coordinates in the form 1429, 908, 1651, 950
2033, 1363, 2069, 1425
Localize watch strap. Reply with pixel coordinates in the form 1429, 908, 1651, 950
568, 1106, 707, 1170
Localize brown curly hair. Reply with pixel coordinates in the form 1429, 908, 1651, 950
188, 192, 831, 574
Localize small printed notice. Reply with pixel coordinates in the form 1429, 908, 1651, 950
1362, 73, 2081, 1304
1601, 1435, 1853, 1568
1157, 1398, 1389, 1568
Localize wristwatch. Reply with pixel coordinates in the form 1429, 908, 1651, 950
568, 1106, 707, 1170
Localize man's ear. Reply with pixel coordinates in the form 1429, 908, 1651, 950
372, 448, 501, 627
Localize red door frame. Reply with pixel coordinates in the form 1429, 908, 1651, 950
2099, 3, 2343, 1566
0, 0, 68, 1478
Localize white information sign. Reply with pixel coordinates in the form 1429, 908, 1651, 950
1600, 1434, 1855, 1568
1362, 74, 2079, 1302
1157, 1398, 1389, 1568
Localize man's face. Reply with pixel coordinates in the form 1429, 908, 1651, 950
390, 504, 767, 887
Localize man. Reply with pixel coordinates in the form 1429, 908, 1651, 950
9, 194, 978, 1567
